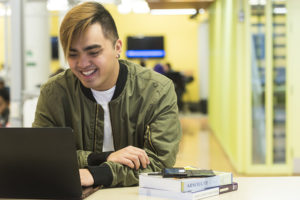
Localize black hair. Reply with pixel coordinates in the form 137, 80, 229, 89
91, 2, 119, 44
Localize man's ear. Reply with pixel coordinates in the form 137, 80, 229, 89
115, 39, 122, 55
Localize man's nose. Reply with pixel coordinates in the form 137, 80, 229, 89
77, 54, 90, 67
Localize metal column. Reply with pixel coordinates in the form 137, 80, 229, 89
10, 0, 25, 126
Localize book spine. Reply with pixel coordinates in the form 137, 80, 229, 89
182, 173, 232, 192
139, 182, 238, 200
219, 182, 238, 194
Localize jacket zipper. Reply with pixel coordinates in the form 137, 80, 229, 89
108, 103, 116, 148
146, 125, 157, 155
94, 104, 99, 152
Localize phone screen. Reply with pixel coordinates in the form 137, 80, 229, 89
162, 168, 188, 178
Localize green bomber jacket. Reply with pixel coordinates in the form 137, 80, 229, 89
32, 59, 182, 187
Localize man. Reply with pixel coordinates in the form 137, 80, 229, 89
33, 2, 181, 188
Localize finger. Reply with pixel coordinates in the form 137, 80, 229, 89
141, 150, 150, 165
134, 148, 150, 166
138, 153, 147, 169
133, 150, 148, 169
127, 147, 150, 168
122, 157, 135, 169
127, 154, 140, 170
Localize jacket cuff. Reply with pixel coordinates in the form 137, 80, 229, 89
87, 151, 113, 166
87, 163, 113, 187
77, 150, 92, 168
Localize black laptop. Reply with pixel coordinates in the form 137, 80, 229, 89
0, 128, 99, 199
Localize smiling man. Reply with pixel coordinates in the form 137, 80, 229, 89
33, 2, 181, 187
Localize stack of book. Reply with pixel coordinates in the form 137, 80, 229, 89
139, 169, 238, 200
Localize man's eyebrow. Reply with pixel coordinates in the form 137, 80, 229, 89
69, 45, 102, 52
84, 44, 101, 51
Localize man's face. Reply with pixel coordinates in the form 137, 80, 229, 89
67, 23, 122, 91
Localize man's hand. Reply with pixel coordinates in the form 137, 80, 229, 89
107, 146, 150, 170
79, 169, 94, 187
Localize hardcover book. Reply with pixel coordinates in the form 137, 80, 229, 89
139, 182, 238, 200
139, 171, 233, 193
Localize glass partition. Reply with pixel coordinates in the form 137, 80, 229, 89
272, 0, 286, 164
251, 2, 266, 164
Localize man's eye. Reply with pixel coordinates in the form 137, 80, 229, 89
68, 54, 78, 58
89, 51, 100, 56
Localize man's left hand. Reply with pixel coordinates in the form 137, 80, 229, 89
79, 169, 94, 187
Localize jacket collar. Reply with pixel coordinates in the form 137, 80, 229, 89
80, 61, 128, 102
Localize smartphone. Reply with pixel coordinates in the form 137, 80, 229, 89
186, 169, 215, 177
162, 168, 188, 178
162, 168, 216, 178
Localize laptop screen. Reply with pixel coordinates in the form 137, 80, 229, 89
0, 128, 83, 199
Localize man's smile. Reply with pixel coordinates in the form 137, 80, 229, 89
80, 69, 98, 78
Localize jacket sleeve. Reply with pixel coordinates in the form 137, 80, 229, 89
32, 82, 93, 168
105, 80, 182, 187
32, 82, 65, 128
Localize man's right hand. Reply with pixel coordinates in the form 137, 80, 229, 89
107, 146, 150, 170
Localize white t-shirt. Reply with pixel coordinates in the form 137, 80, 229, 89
91, 86, 116, 152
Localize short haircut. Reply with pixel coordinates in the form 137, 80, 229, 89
59, 2, 119, 58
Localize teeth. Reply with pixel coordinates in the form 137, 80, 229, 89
82, 70, 95, 76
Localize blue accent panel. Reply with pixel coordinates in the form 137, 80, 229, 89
126, 50, 165, 58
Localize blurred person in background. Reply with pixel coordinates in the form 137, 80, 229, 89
139, 59, 146, 67
0, 76, 10, 94
0, 88, 10, 127
153, 63, 166, 74
163, 62, 193, 111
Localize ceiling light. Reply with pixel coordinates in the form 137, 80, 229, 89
132, 1, 150, 14
47, 0, 69, 11
199, 8, 205, 14
150, 9, 197, 15
118, 3, 132, 14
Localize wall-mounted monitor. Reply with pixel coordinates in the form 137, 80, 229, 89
51, 36, 59, 60
126, 36, 165, 59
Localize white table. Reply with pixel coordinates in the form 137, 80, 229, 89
86, 177, 300, 200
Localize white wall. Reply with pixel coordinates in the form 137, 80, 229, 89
198, 21, 209, 100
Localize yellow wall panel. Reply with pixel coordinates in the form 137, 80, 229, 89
209, 0, 241, 171
210, 0, 293, 174
107, 5, 200, 102
0, 17, 4, 69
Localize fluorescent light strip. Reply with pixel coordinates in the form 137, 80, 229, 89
47, 0, 69, 11
151, 9, 197, 15
132, 1, 150, 14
